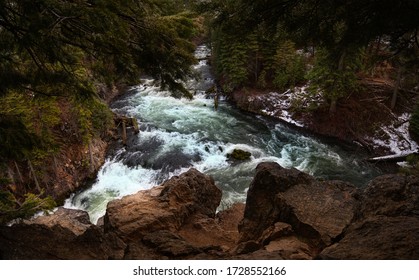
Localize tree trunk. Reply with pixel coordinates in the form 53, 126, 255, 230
122, 120, 127, 145
329, 50, 346, 116
53, 156, 59, 176
329, 99, 337, 115
88, 139, 95, 174
14, 161, 24, 183
132, 118, 139, 134
28, 160, 41, 192
7, 166, 15, 185
391, 66, 403, 110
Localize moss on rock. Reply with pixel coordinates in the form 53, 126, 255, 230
227, 149, 251, 161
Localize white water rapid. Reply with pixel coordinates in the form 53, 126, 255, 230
64, 46, 380, 223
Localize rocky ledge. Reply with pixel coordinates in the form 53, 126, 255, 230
1, 163, 418, 259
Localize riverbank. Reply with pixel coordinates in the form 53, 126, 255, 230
228, 80, 419, 159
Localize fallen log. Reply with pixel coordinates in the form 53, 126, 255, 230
367, 151, 419, 163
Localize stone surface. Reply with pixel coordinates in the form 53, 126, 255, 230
276, 180, 356, 247
2, 165, 418, 260
0, 208, 125, 259
356, 174, 419, 219
239, 162, 313, 242
239, 162, 356, 249
318, 173, 419, 259
318, 216, 419, 259
104, 168, 222, 241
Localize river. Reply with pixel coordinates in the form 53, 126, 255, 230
64, 45, 381, 223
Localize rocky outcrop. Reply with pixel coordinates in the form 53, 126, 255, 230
104, 168, 222, 241
238, 162, 357, 258
318, 173, 419, 259
0, 208, 125, 259
1, 163, 418, 260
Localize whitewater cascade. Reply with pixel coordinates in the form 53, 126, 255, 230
65, 46, 380, 223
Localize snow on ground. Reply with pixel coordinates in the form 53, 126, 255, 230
367, 113, 418, 155
247, 85, 322, 128
246, 85, 418, 156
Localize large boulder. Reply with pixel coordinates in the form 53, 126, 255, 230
239, 162, 356, 251
318, 216, 419, 259
318, 173, 419, 259
104, 168, 222, 242
0, 207, 125, 259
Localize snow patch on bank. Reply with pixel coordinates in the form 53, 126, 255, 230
247, 86, 418, 156
247, 85, 321, 127
367, 113, 418, 155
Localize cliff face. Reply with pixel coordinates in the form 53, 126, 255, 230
1, 163, 418, 260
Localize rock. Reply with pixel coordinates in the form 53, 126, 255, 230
227, 149, 252, 161
234, 240, 262, 255
276, 180, 356, 247
28, 207, 91, 235
3, 162, 417, 260
356, 174, 419, 219
318, 216, 419, 259
239, 162, 356, 253
264, 236, 313, 260
0, 208, 126, 259
104, 168, 222, 241
177, 203, 245, 252
142, 230, 202, 257
318, 173, 419, 259
239, 162, 313, 242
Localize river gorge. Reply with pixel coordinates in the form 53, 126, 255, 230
64, 46, 381, 224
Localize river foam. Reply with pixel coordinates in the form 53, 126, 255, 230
65, 45, 380, 223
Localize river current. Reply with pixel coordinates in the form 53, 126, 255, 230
65, 46, 381, 223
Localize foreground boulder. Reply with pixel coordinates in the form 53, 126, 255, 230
318, 173, 419, 259
1, 164, 418, 259
238, 162, 357, 258
0, 208, 125, 259
104, 168, 222, 242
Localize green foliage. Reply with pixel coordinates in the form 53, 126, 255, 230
0, 0, 198, 163
0, 189, 56, 224
306, 49, 362, 107
71, 95, 114, 144
211, 19, 308, 93
0, 92, 60, 161
206, 0, 418, 115
272, 40, 307, 91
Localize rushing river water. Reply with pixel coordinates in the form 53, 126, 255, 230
65, 46, 381, 223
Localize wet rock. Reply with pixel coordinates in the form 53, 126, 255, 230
104, 168, 222, 242
152, 151, 200, 172
227, 149, 251, 161
0, 208, 126, 259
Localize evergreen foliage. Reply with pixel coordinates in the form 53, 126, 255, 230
306, 48, 363, 113
0, 0, 199, 223
202, 0, 418, 114
0, 189, 56, 224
